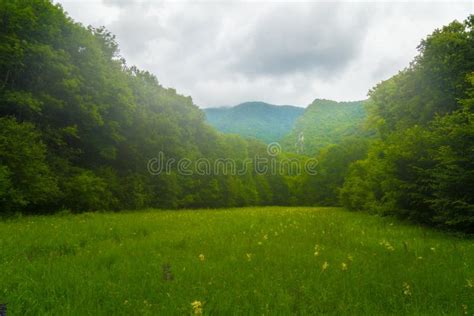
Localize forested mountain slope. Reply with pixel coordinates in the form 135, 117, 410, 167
204, 102, 304, 143
281, 99, 369, 156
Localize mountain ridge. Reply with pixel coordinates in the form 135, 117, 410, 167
281, 99, 370, 156
204, 101, 305, 143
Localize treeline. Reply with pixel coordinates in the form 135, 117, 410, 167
0, 0, 314, 214
285, 15, 473, 232
335, 16, 473, 232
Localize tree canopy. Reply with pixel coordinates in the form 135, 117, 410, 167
341, 15, 474, 232
0, 0, 314, 213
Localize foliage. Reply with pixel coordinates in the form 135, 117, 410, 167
0, 116, 58, 213
281, 99, 370, 156
342, 15, 474, 232
297, 138, 369, 206
0, 0, 310, 214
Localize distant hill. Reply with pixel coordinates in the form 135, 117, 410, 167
204, 102, 305, 143
281, 99, 369, 156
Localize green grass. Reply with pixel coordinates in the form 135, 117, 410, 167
1, 207, 473, 315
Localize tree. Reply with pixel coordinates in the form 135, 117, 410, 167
0, 117, 58, 213
342, 15, 474, 231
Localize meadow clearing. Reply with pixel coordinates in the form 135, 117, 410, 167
1, 207, 473, 315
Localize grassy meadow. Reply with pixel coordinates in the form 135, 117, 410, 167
1, 207, 473, 315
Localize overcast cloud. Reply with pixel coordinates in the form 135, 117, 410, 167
58, 0, 473, 108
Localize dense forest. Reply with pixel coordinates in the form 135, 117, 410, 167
0, 0, 316, 213
340, 16, 474, 232
204, 102, 304, 143
281, 99, 370, 156
0, 1, 472, 232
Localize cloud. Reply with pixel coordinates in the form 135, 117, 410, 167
58, 0, 473, 107
231, 3, 372, 77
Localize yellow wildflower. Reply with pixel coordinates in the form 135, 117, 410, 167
246, 253, 253, 261
466, 279, 473, 288
379, 240, 395, 251
403, 282, 412, 296
198, 254, 205, 261
263, 234, 268, 240
191, 300, 203, 315
322, 261, 329, 271
314, 244, 322, 256
341, 262, 348, 271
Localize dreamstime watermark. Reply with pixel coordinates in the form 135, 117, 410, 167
147, 142, 318, 176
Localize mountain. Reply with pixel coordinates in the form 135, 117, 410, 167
281, 99, 370, 156
204, 102, 305, 143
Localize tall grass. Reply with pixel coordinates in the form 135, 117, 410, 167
1, 207, 473, 315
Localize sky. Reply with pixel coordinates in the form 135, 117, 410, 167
57, 0, 473, 108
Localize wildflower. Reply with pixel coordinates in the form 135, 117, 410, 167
263, 234, 268, 240
430, 247, 436, 252
124, 300, 129, 305
466, 279, 473, 288
322, 261, 329, 271
314, 244, 322, 256
379, 240, 395, 251
246, 253, 253, 261
191, 300, 203, 315
198, 254, 205, 261
402, 282, 412, 296
341, 262, 348, 271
